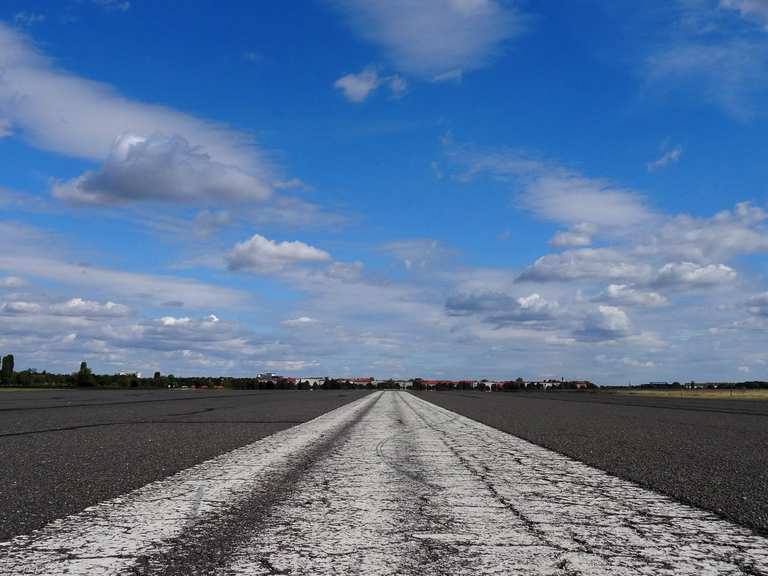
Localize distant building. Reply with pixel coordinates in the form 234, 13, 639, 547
300, 377, 326, 387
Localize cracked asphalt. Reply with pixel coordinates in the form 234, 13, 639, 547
0, 389, 370, 540
2, 391, 767, 575
416, 390, 768, 536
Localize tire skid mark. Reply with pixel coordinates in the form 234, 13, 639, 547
128, 393, 383, 575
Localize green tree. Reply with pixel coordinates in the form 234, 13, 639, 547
1, 354, 14, 385
76, 361, 93, 387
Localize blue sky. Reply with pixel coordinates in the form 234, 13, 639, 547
2, 0, 768, 383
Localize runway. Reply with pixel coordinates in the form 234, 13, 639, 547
2, 391, 767, 575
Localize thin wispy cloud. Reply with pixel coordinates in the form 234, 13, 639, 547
647, 145, 683, 171
330, 0, 525, 79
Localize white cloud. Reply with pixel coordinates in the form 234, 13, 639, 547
52, 133, 271, 205
0, 119, 12, 138
227, 234, 331, 272
331, 0, 524, 78
523, 172, 652, 228
264, 359, 319, 372
50, 298, 129, 317
93, 0, 131, 11
518, 249, 652, 283
446, 143, 653, 227
575, 305, 631, 342
383, 239, 453, 270
13, 12, 45, 27
622, 357, 656, 369
647, 146, 683, 172
0, 23, 271, 179
282, 316, 318, 326
334, 68, 380, 102
549, 223, 596, 248
388, 74, 409, 98
594, 284, 668, 307
746, 292, 768, 316
0, 276, 25, 288
0, 255, 246, 309
334, 66, 407, 102
446, 291, 559, 325
636, 202, 768, 262
720, 0, 768, 28
645, 2, 768, 120
646, 40, 768, 120
653, 261, 737, 288
272, 178, 314, 192
159, 316, 191, 326
194, 209, 232, 236
1, 301, 41, 314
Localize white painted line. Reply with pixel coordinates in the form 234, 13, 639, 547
0, 393, 381, 575
221, 392, 768, 575
2, 390, 768, 575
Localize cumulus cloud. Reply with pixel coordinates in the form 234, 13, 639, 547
652, 262, 737, 288
745, 292, 768, 316
518, 249, 652, 283
50, 298, 129, 317
1, 301, 41, 314
594, 284, 668, 307
446, 291, 559, 325
575, 305, 631, 342
636, 202, 768, 263
331, 0, 524, 78
227, 234, 331, 272
0, 23, 271, 185
334, 66, 407, 102
52, 133, 271, 205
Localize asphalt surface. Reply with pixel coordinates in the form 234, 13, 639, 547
415, 390, 768, 535
3, 391, 767, 575
0, 388, 369, 540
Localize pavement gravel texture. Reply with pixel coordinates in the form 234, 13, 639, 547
414, 390, 768, 536
0, 388, 369, 540
3, 391, 767, 575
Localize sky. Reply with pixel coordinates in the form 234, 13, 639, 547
1, 0, 768, 383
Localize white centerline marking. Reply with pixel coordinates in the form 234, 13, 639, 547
2, 391, 767, 575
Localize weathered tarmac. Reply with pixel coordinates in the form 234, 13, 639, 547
0, 388, 369, 540
417, 390, 768, 535
2, 391, 768, 575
